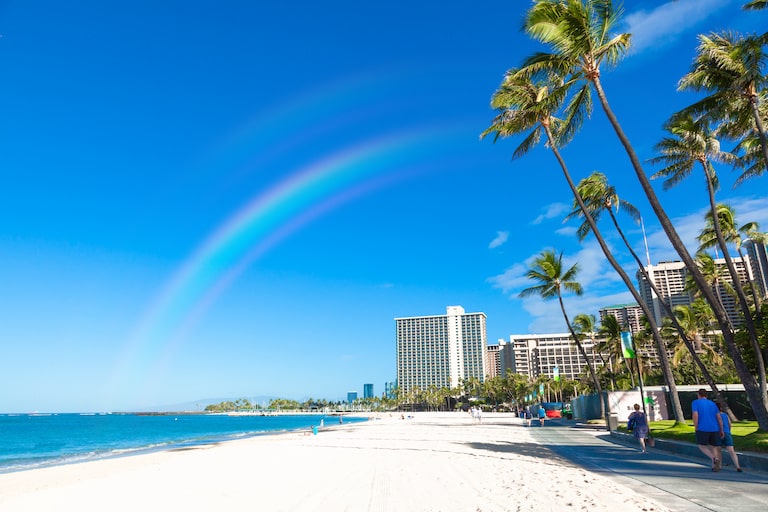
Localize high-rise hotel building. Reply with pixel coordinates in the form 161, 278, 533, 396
637, 258, 754, 327
395, 305, 487, 393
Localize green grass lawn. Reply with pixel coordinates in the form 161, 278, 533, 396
619, 420, 768, 453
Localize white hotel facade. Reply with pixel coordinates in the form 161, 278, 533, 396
395, 306, 487, 393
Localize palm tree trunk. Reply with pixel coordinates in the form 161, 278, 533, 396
607, 208, 738, 421
557, 294, 608, 427
701, 161, 768, 401
541, 123, 686, 423
737, 245, 763, 313
590, 75, 768, 431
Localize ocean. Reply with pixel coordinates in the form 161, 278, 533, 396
0, 412, 365, 473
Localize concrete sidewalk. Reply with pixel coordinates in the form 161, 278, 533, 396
609, 428, 768, 473
526, 420, 768, 512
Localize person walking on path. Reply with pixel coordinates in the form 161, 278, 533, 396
717, 401, 743, 472
628, 403, 650, 453
692, 388, 724, 471
538, 404, 546, 427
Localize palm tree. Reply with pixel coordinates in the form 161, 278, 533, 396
520, 0, 768, 428
735, 123, 768, 186
519, 250, 609, 426
597, 314, 635, 388
665, 303, 722, 378
648, 114, 768, 403
744, 1, 768, 10
481, 65, 688, 422
573, 313, 614, 389
564, 171, 689, 421
698, 203, 767, 312
677, 31, 768, 171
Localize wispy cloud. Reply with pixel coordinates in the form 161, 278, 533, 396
496, 192, 768, 334
487, 262, 530, 295
489, 231, 509, 249
622, 0, 735, 54
642, 195, 768, 263
532, 202, 570, 225
522, 290, 635, 334
488, 240, 622, 302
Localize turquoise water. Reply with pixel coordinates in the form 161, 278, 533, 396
0, 413, 363, 473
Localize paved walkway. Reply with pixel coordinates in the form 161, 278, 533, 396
525, 420, 768, 512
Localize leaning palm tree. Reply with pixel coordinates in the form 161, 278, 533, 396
573, 313, 615, 389
521, 0, 768, 428
482, 67, 686, 422
564, 171, 691, 420
649, 114, 767, 401
519, 250, 609, 427
744, 1, 767, 10
596, 314, 635, 388
735, 123, 768, 185
668, 303, 724, 385
677, 31, 768, 172
698, 204, 767, 312
685, 253, 736, 330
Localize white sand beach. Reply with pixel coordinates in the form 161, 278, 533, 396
0, 412, 667, 512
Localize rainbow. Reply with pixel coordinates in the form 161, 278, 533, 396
113, 127, 463, 393
107, 73, 471, 400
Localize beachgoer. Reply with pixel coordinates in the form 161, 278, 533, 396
476, 407, 482, 423
524, 409, 532, 427
627, 404, 650, 453
717, 402, 742, 472
692, 388, 724, 471
538, 405, 546, 426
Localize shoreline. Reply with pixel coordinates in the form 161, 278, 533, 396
0, 412, 370, 475
0, 412, 669, 512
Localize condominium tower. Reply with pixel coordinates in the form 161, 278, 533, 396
599, 303, 644, 334
505, 333, 599, 381
637, 258, 754, 327
744, 240, 768, 298
395, 305, 487, 393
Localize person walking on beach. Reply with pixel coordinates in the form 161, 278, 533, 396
524, 408, 532, 427
717, 402, 742, 472
692, 388, 724, 471
627, 404, 650, 453
538, 405, 546, 426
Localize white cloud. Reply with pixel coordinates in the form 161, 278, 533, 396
489, 231, 509, 249
532, 202, 570, 224
622, 0, 735, 54
487, 262, 529, 294
555, 225, 578, 237
496, 192, 768, 335
519, 287, 636, 334
642, 194, 768, 263
488, 240, 622, 299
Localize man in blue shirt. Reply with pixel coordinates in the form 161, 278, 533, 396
692, 388, 724, 471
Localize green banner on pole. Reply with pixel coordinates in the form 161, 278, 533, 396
620, 331, 636, 359
553, 366, 560, 382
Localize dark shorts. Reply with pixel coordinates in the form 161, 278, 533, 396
695, 430, 720, 446
720, 432, 734, 447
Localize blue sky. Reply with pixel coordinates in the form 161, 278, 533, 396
1, 1, 766, 412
